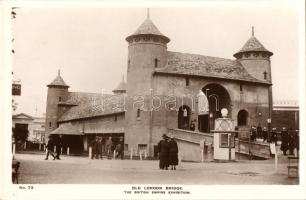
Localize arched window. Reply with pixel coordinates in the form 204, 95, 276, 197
49, 122, 52, 127
59, 97, 62, 102
237, 110, 248, 126
263, 71, 267, 80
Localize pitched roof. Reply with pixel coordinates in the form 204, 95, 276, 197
234, 36, 273, 57
155, 51, 270, 84
49, 123, 84, 135
126, 18, 170, 43
47, 71, 69, 88
12, 113, 34, 120
58, 92, 125, 122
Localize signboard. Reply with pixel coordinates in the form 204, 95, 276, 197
198, 90, 209, 115
12, 83, 21, 96
219, 133, 235, 148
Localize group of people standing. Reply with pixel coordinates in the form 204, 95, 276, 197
158, 134, 179, 170
45, 135, 63, 160
91, 136, 124, 160
280, 127, 299, 156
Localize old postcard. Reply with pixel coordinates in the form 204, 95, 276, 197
0, 0, 305, 199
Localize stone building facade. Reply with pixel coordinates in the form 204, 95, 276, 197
45, 15, 274, 157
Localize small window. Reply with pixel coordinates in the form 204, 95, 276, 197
138, 144, 147, 151
185, 77, 190, 86
137, 109, 141, 119
49, 122, 52, 127
154, 58, 158, 68
240, 84, 243, 92
59, 97, 62, 102
263, 71, 267, 80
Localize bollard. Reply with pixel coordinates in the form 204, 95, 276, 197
113, 150, 116, 159
67, 147, 70, 155
43, 144, 46, 151
61, 147, 63, 154
13, 144, 16, 157
24, 141, 27, 150
89, 147, 92, 159
45, 148, 48, 154
130, 148, 133, 160
39, 143, 41, 151
54, 146, 56, 152
139, 151, 142, 160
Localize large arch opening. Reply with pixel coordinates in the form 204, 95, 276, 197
178, 105, 191, 130
237, 109, 248, 126
199, 83, 231, 132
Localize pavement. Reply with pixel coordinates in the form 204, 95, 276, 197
14, 152, 298, 185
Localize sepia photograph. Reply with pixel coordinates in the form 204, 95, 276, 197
1, 0, 305, 199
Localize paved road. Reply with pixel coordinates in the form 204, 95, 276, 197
15, 153, 298, 185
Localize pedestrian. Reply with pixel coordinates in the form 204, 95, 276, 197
157, 134, 170, 170
288, 131, 295, 155
294, 130, 299, 156
105, 136, 113, 159
250, 126, 256, 141
190, 121, 195, 131
271, 128, 278, 146
97, 137, 103, 159
168, 134, 179, 170
257, 123, 262, 139
54, 134, 63, 160
115, 137, 124, 160
90, 136, 99, 159
280, 127, 289, 155
262, 127, 268, 142
45, 135, 56, 160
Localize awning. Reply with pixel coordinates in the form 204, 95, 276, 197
49, 123, 84, 135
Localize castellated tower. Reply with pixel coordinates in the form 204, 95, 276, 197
233, 28, 273, 83
125, 14, 170, 156
45, 70, 69, 136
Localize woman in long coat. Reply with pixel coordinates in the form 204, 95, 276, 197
158, 134, 169, 170
168, 135, 179, 170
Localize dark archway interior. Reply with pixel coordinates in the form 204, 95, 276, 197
178, 105, 191, 130
238, 110, 248, 126
199, 83, 231, 132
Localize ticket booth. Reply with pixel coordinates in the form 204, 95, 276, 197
212, 108, 237, 161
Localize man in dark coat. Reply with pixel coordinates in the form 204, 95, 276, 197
158, 134, 170, 170
54, 135, 63, 160
271, 128, 278, 146
262, 127, 268, 142
97, 137, 103, 159
257, 123, 262, 139
45, 135, 56, 160
91, 136, 99, 159
280, 127, 289, 155
115, 136, 124, 160
168, 134, 179, 170
288, 131, 295, 155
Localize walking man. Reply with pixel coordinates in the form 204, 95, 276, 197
105, 136, 113, 159
280, 127, 289, 155
45, 135, 56, 160
262, 127, 268, 142
54, 134, 63, 160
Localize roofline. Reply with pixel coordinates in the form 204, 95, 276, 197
153, 71, 272, 86
233, 50, 273, 58
126, 33, 170, 44
12, 113, 35, 119
58, 111, 125, 123
47, 84, 70, 88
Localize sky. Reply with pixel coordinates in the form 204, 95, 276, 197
11, 1, 301, 117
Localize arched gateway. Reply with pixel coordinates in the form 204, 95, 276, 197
198, 83, 231, 132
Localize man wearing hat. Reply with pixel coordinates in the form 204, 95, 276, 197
157, 134, 170, 170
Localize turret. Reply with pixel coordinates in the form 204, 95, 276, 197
124, 10, 170, 157
234, 27, 273, 83
45, 70, 69, 135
